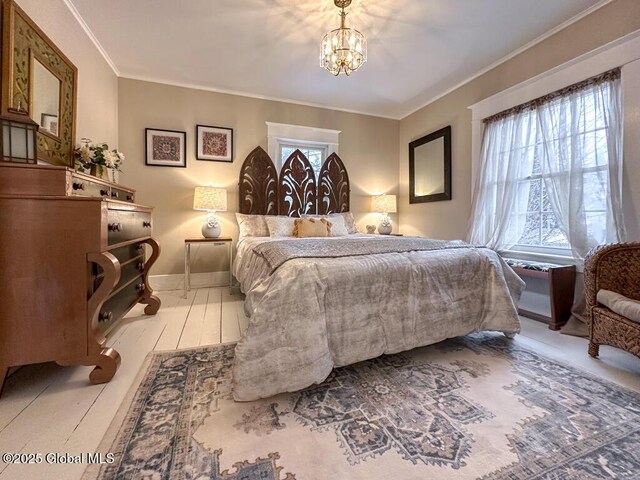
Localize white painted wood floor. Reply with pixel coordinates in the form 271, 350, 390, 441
1, 288, 639, 480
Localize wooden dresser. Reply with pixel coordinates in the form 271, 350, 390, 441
0, 164, 161, 396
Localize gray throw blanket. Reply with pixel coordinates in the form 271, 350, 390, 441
253, 236, 474, 273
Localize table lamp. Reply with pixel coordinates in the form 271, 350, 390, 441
371, 194, 397, 235
193, 186, 227, 238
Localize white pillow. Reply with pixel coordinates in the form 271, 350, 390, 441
236, 213, 269, 239
334, 212, 359, 234
327, 215, 349, 236
265, 216, 297, 237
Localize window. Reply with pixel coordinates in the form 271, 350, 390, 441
508, 98, 610, 255
279, 142, 326, 178
266, 122, 340, 176
469, 69, 624, 261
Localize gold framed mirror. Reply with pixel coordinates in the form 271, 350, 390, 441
1, 0, 77, 166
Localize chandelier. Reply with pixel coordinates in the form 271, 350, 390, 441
320, 0, 367, 76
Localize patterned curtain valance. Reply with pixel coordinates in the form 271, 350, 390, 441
483, 68, 621, 124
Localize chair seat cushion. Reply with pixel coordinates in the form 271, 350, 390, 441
597, 289, 640, 323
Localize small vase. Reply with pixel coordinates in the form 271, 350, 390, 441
90, 164, 110, 181
378, 223, 392, 235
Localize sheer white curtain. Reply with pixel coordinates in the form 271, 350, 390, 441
468, 109, 537, 250
537, 74, 625, 260
468, 70, 625, 261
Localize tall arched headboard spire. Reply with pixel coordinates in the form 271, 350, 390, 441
279, 149, 317, 217
318, 153, 350, 215
238, 146, 278, 215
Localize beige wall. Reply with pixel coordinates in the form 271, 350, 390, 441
118, 78, 399, 275
398, 0, 640, 240
15, 0, 118, 146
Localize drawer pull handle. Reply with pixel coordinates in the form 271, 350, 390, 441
111, 191, 119, 198
136, 262, 145, 272
142, 221, 152, 228
72, 182, 86, 191
99, 311, 113, 323
108, 223, 122, 232
135, 283, 146, 293
100, 189, 109, 196
126, 194, 134, 201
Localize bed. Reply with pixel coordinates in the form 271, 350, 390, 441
232, 147, 524, 401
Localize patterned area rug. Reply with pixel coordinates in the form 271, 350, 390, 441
84, 334, 640, 480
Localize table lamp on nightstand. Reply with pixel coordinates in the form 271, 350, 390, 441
193, 186, 227, 238
371, 194, 397, 235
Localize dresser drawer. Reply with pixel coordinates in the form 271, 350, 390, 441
109, 242, 146, 264
106, 210, 152, 245
109, 187, 135, 203
70, 176, 110, 199
98, 276, 145, 334
93, 255, 145, 293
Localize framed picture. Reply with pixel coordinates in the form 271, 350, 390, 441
196, 125, 233, 162
41, 113, 58, 136
145, 128, 187, 167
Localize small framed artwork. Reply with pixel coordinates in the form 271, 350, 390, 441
196, 125, 233, 162
41, 113, 58, 136
145, 128, 187, 167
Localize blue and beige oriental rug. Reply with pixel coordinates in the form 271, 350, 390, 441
84, 334, 640, 479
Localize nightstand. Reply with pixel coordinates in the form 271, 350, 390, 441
184, 237, 233, 298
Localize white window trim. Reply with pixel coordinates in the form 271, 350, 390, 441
266, 122, 340, 169
468, 30, 640, 264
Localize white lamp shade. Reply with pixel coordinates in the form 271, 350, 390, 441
371, 194, 397, 214
193, 186, 227, 211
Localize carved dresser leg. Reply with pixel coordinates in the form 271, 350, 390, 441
142, 296, 161, 315
89, 348, 122, 384
57, 348, 122, 384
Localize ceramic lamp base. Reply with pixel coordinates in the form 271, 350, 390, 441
202, 214, 221, 238
378, 224, 392, 235
378, 215, 393, 235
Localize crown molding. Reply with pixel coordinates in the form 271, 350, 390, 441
400, 0, 613, 119
62, 0, 120, 76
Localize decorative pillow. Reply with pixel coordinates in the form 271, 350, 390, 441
236, 213, 269, 238
326, 214, 349, 236
301, 212, 355, 235
292, 218, 331, 238
265, 216, 297, 237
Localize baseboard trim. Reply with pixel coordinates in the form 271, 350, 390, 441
149, 272, 230, 291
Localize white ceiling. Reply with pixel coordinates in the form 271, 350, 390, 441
67, 0, 603, 119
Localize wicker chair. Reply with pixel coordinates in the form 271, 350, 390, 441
585, 242, 640, 358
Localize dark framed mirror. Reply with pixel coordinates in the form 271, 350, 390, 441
409, 125, 451, 203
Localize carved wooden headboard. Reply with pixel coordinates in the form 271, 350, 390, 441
238, 146, 350, 216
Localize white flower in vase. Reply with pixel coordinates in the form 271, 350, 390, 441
103, 150, 116, 168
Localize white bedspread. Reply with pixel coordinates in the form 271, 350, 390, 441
232, 235, 524, 401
